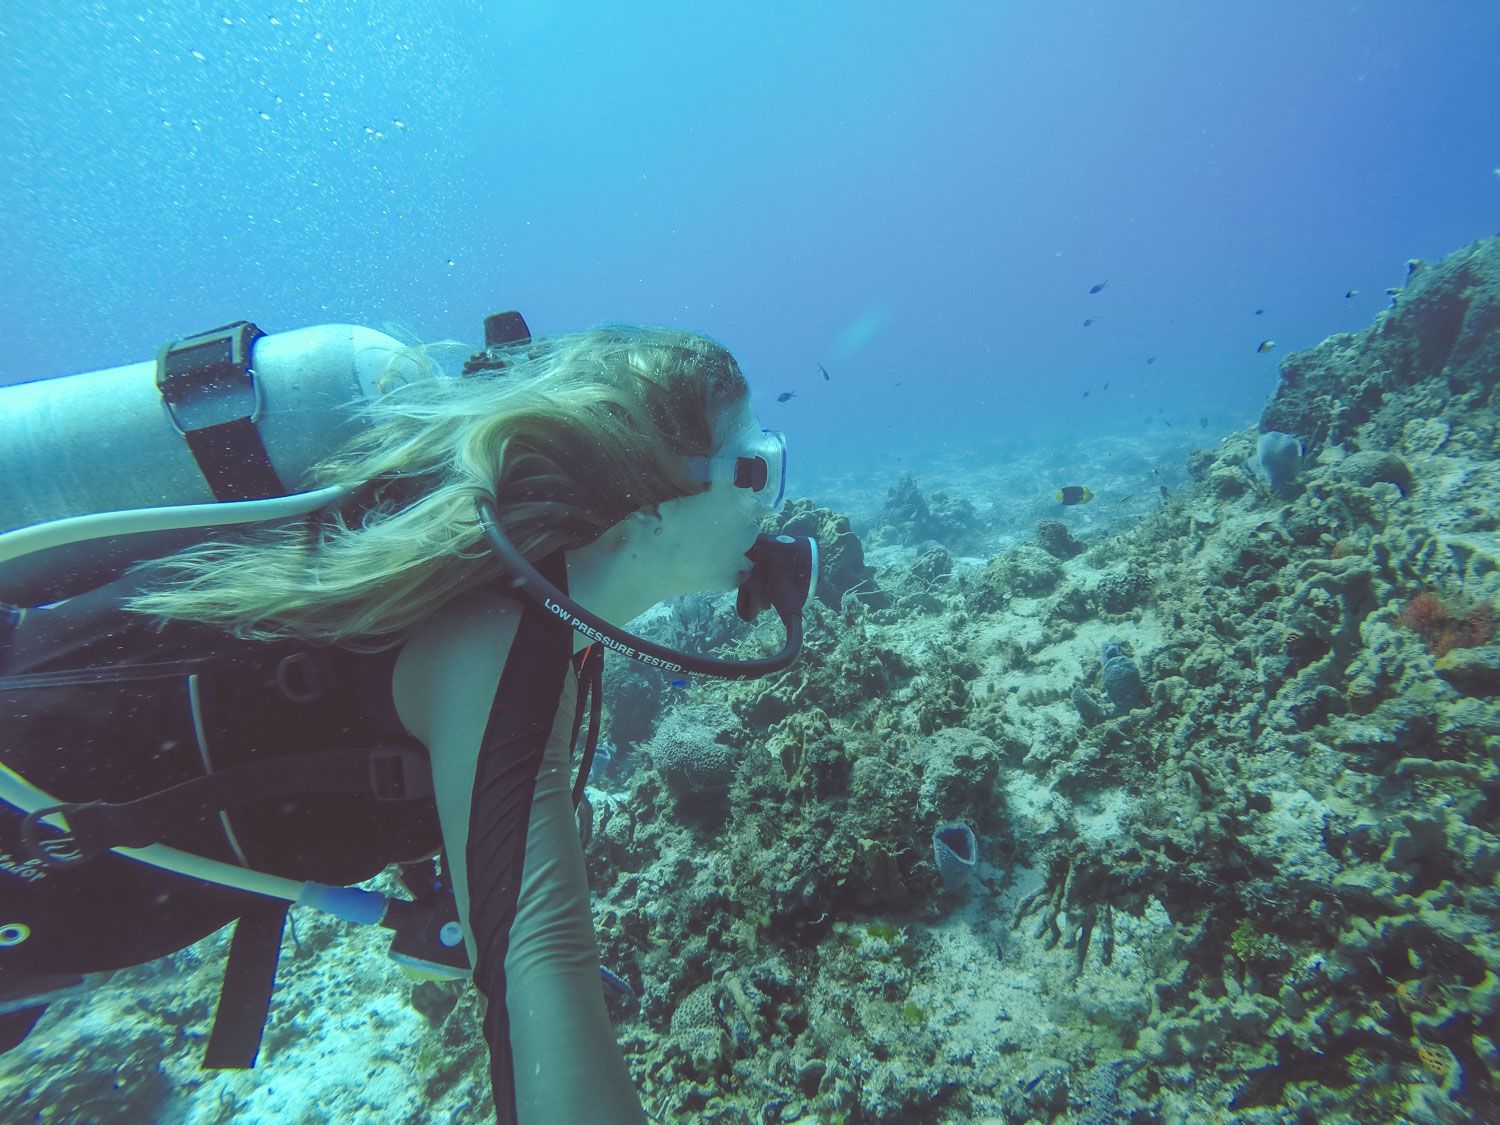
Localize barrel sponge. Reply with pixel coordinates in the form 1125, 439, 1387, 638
932, 822, 978, 890
1248, 431, 1305, 496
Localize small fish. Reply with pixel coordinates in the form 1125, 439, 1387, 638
598, 965, 639, 1010
1257, 339, 1276, 353
1082, 389, 1091, 398
1056, 485, 1093, 506
817, 363, 830, 381
1083, 318, 1094, 327
1200, 415, 1209, 428
1089, 281, 1108, 294
1145, 356, 1155, 365
776, 391, 796, 402
668, 678, 688, 690
1345, 289, 1359, 298
1118, 494, 1134, 505
1164, 419, 1173, 428
1385, 287, 1401, 296
1159, 484, 1170, 500
1102, 381, 1109, 390
1255, 308, 1266, 315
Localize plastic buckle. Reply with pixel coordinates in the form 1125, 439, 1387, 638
19, 804, 97, 868
368, 748, 435, 802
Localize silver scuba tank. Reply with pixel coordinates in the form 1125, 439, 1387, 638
0, 321, 410, 607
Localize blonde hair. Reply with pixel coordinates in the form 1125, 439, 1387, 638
122, 325, 748, 646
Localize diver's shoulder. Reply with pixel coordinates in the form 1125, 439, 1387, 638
392, 585, 524, 743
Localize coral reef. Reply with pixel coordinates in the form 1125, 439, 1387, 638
10, 235, 1500, 1123
771, 498, 888, 612
867, 473, 990, 556
1037, 518, 1086, 560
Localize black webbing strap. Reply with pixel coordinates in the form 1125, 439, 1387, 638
468, 553, 573, 1125
203, 899, 289, 1069
20, 745, 431, 868
156, 320, 284, 503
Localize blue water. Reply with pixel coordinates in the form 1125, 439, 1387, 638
2, 4, 1499, 1121
1, 1, 1496, 491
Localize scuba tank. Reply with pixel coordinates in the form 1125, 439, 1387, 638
0, 321, 410, 607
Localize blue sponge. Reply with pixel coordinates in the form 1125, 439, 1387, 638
1250, 431, 1305, 496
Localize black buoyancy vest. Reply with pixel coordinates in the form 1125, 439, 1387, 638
0, 563, 604, 1072
0, 570, 442, 994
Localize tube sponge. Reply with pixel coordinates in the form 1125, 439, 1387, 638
932, 822, 978, 889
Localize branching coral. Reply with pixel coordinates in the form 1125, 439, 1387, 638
1014, 851, 1117, 976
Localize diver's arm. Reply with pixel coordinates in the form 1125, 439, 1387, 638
394, 591, 645, 1125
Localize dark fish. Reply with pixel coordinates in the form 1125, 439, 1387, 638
817, 363, 830, 381
1344, 289, 1358, 298
1145, 356, 1156, 365
1385, 287, 1401, 296
1089, 281, 1108, 294
1255, 308, 1266, 315
1056, 485, 1093, 506
776, 391, 796, 402
1083, 318, 1094, 327
1118, 493, 1134, 505
1257, 339, 1276, 353
1083, 389, 1091, 398
1159, 485, 1170, 500
1200, 415, 1209, 428
1164, 420, 1173, 428
1102, 381, 1109, 390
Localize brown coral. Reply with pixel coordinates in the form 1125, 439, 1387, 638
1416, 1042, 1452, 1078
1398, 591, 1495, 656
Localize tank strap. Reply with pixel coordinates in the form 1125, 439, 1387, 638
156, 320, 284, 502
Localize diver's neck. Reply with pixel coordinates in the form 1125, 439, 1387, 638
563, 544, 666, 653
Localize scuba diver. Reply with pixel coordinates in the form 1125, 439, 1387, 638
0, 316, 817, 1124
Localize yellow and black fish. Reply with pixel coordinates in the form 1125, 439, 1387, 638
1056, 485, 1094, 506
1257, 339, 1276, 353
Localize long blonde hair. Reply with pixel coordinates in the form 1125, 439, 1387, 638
122, 325, 748, 646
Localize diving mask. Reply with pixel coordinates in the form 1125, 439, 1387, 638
684, 426, 788, 511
